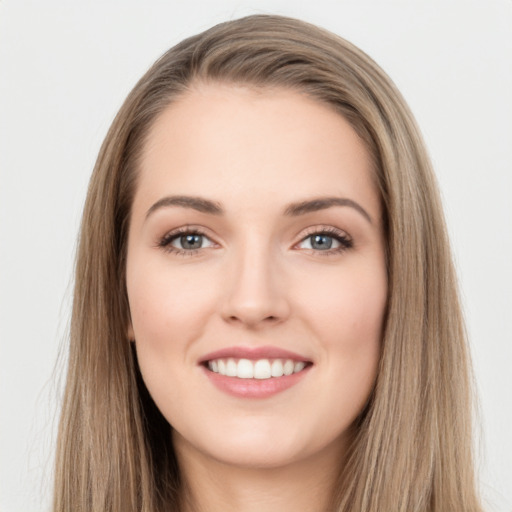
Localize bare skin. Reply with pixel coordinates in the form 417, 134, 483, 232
176, 428, 347, 512
126, 84, 387, 511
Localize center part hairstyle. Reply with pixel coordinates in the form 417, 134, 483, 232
53, 15, 482, 512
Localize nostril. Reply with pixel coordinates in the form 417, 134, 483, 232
228, 314, 280, 325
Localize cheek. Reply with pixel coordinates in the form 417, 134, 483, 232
301, 260, 386, 402
126, 262, 223, 415
127, 262, 216, 349
303, 260, 387, 346
127, 266, 209, 421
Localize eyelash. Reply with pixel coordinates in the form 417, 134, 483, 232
157, 226, 213, 257
157, 225, 353, 257
298, 226, 353, 256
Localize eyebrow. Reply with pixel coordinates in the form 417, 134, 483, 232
283, 197, 372, 223
145, 195, 372, 224
146, 195, 224, 218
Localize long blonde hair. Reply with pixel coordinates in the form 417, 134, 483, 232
53, 14, 482, 511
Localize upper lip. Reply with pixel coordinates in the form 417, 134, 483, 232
199, 345, 312, 364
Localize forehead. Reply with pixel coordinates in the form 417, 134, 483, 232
135, 84, 379, 218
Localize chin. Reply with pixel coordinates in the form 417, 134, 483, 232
173, 417, 345, 471
218, 438, 306, 469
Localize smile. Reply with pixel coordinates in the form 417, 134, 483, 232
200, 346, 313, 398
207, 358, 308, 379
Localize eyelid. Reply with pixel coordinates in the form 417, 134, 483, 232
156, 224, 353, 257
296, 225, 351, 242
170, 232, 216, 249
157, 225, 219, 256
293, 225, 353, 254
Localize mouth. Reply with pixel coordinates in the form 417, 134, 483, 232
199, 346, 313, 398
204, 358, 310, 379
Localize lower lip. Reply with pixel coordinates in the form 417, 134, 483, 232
202, 365, 311, 399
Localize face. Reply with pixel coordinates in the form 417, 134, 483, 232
126, 84, 387, 470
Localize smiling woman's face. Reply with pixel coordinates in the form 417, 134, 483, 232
126, 84, 387, 470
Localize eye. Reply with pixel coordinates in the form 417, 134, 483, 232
158, 228, 216, 256
296, 228, 353, 255
301, 233, 338, 250
173, 233, 207, 250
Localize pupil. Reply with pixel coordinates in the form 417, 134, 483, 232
312, 234, 332, 250
181, 234, 202, 249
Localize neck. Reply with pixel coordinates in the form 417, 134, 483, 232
174, 434, 346, 512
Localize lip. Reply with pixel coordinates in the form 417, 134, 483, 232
199, 345, 313, 399
202, 364, 312, 399
199, 345, 312, 363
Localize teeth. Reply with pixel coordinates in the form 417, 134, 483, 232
237, 359, 254, 379
294, 361, 306, 373
283, 359, 295, 376
226, 358, 237, 377
254, 359, 271, 379
271, 359, 284, 377
208, 358, 308, 379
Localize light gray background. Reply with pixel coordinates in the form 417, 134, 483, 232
1, 1, 511, 510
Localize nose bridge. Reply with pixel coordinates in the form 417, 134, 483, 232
221, 233, 289, 326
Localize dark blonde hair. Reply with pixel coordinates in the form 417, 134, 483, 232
53, 14, 482, 511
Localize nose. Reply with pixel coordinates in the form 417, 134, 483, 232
220, 243, 291, 328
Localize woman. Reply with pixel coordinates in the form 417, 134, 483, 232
53, 14, 483, 512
